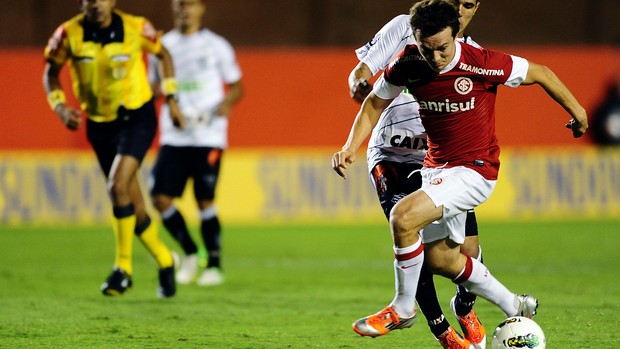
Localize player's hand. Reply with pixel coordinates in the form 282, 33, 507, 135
168, 98, 185, 129
565, 117, 588, 138
350, 79, 373, 104
332, 149, 356, 179
55, 104, 82, 131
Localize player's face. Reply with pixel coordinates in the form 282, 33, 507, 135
457, 0, 479, 36
81, 0, 116, 27
173, 0, 205, 32
415, 27, 457, 72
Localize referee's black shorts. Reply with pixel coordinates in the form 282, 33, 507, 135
87, 99, 157, 177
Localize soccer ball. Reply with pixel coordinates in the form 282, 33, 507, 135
491, 316, 546, 349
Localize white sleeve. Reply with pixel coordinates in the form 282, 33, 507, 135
463, 36, 482, 49
354, 15, 412, 75
373, 75, 404, 100
504, 55, 529, 88
214, 37, 242, 83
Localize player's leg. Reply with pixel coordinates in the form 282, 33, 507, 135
423, 167, 537, 319
127, 172, 175, 298
353, 162, 434, 338
103, 154, 142, 296
194, 147, 224, 286
387, 188, 441, 314
86, 119, 134, 296
427, 237, 537, 319
451, 210, 486, 348
371, 162, 468, 344
113, 99, 175, 298
151, 145, 199, 284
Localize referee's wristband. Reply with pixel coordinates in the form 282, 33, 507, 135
161, 77, 178, 97
47, 89, 66, 111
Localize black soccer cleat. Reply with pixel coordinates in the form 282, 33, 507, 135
157, 266, 176, 298
101, 268, 132, 296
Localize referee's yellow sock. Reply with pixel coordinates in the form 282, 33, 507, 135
113, 205, 136, 275
135, 216, 174, 268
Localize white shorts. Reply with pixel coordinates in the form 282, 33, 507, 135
420, 166, 496, 244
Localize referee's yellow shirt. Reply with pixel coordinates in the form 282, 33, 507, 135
45, 10, 162, 122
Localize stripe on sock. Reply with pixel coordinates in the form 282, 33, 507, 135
394, 242, 424, 261
453, 255, 473, 284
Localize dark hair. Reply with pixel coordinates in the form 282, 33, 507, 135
410, 0, 460, 38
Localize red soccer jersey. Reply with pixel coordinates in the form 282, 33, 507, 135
380, 41, 528, 180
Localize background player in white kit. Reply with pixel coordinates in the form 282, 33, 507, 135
149, 0, 243, 286
334, 0, 587, 344
344, 1, 487, 347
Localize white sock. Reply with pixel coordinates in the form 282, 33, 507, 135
199, 206, 217, 220
454, 256, 518, 316
390, 240, 424, 318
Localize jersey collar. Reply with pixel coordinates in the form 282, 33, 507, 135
439, 40, 462, 74
82, 11, 124, 46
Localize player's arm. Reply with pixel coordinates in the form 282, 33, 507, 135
216, 80, 243, 117
522, 61, 588, 138
42, 61, 82, 131
350, 15, 410, 104
348, 62, 373, 104
154, 45, 184, 129
332, 92, 393, 179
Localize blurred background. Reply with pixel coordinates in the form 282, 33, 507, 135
1, 0, 619, 226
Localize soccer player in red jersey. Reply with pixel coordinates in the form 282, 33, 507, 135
333, 0, 587, 340
346, 1, 488, 347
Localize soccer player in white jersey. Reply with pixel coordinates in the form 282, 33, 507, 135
346, 1, 487, 347
333, 0, 587, 345
149, 0, 243, 286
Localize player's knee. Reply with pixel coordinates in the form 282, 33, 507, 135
389, 203, 412, 235
107, 177, 129, 200
389, 200, 425, 233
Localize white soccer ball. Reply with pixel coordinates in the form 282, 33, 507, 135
491, 316, 546, 349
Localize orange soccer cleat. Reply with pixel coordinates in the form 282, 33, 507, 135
450, 296, 487, 348
352, 306, 416, 337
436, 326, 472, 349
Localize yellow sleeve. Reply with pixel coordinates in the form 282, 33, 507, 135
44, 24, 70, 65
139, 18, 163, 55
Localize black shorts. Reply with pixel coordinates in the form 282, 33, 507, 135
87, 100, 157, 177
150, 145, 223, 201
371, 160, 478, 237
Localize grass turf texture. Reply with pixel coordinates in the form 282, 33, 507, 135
1, 220, 618, 348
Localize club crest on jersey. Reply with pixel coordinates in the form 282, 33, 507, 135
454, 77, 473, 95
430, 178, 443, 185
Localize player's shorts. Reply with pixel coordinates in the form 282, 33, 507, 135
86, 99, 157, 177
150, 145, 223, 201
370, 161, 423, 219
420, 166, 495, 244
371, 161, 480, 237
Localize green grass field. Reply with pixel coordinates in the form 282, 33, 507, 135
1, 220, 619, 348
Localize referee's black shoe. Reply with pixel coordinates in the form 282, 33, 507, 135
157, 266, 176, 298
101, 268, 132, 296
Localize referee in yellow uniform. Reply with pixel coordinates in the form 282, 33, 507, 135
43, 0, 184, 298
